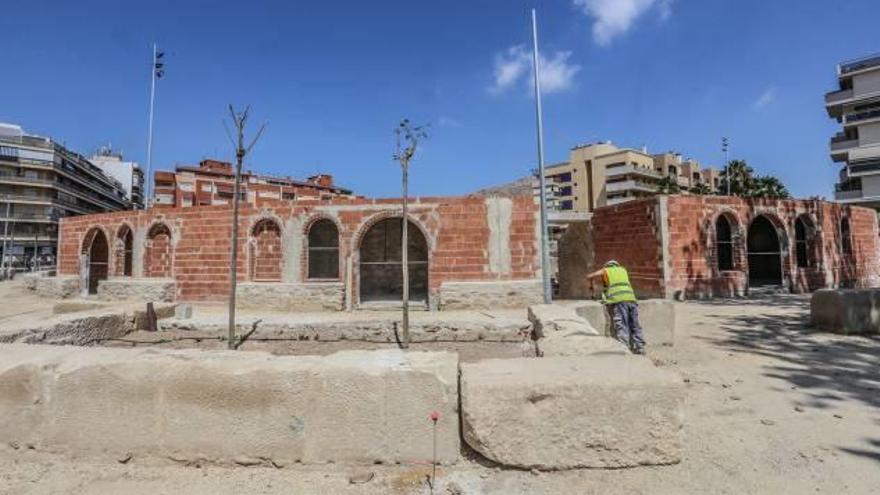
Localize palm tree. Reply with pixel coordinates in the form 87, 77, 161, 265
719, 159, 756, 196
750, 175, 790, 199
690, 182, 712, 195
655, 175, 681, 194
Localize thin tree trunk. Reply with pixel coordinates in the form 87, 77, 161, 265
401, 162, 410, 348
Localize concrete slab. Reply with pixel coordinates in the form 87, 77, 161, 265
0, 344, 460, 466
567, 299, 676, 346
527, 304, 599, 339
97, 278, 176, 302
460, 355, 684, 469
811, 288, 880, 335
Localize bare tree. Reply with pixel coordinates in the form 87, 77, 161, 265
393, 119, 428, 349
223, 105, 266, 350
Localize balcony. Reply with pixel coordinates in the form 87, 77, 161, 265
606, 196, 634, 206
825, 88, 854, 106
844, 108, 880, 125
605, 164, 661, 179
840, 53, 880, 75
848, 159, 880, 176
834, 188, 863, 201
606, 180, 657, 194
830, 134, 859, 161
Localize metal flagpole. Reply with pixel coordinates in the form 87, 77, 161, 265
146, 43, 158, 209
531, 8, 552, 304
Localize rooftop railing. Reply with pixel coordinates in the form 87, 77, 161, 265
840, 53, 880, 75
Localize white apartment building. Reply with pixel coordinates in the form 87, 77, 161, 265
826, 53, 880, 207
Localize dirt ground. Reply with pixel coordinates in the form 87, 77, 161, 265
1, 282, 879, 494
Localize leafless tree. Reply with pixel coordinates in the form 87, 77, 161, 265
223, 105, 266, 350
393, 118, 428, 349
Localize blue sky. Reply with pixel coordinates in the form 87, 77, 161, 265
1, 0, 878, 198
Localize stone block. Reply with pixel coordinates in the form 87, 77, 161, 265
571, 299, 675, 346
238, 282, 344, 311
175, 303, 193, 319
33, 276, 80, 299
811, 289, 880, 335
460, 355, 684, 469
0, 345, 459, 466
97, 278, 176, 302
438, 280, 543, 310
527, 304, 599, 339
538, 335, 629, 357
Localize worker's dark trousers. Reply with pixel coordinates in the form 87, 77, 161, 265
610, 302, 645, 353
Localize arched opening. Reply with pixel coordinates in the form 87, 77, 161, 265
715, 215, 734, 271
359, 217, 428, 304
794, 216, 813, 268
840, 217, 853, 258
145, 223, 173, 278
115, 225, 133, 276
747, 215, 782, 286
307, 219, 339, 279
82, 228, 108, 295
249, 219, 282, 282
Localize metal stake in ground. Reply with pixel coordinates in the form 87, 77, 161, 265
393, 119, 427, 349
224, 105, 267, 350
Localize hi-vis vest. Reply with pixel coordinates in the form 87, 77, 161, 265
603, 265, 637, 304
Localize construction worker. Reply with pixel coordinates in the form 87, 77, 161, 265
588, 260, 646, 355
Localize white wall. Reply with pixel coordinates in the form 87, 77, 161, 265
853, 70, 880, 97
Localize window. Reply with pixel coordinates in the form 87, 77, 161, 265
308, 219, 339, 279
557, 186, 572, 197
841, 217, 853, 257
795, 217, 810, 268
716, 215, 734, 271
557, 172, 572, 182
560, 200, 574, 210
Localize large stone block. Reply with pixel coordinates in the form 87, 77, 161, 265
32, 276, 80, 299
0, 345, 459, 466
97, 277, 176, 302
811, 289, 880, 334
527, 304, 599, 338
571, 299, 675, 346
538, 335, 629, 357
238, 282, 344, 311
438, 280, 542, 310
460, 355, 684, 469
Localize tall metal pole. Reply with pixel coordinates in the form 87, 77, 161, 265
401, 159, 410, 348
145, 43, 157, 209
531, 8, 552, 304
228, 134, 244, 350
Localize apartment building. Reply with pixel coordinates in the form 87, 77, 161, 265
0, 123, 131, 269
153, 159, 353, 208
826, 53, 880, 208
89, 148, 145, 209
544, 141, 720, 216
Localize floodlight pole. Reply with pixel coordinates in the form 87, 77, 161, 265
146, 43, 157, 209
531, 8, 552, 304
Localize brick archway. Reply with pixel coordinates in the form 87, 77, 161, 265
249, 218, 282, 282
145, 223, 173, 278
357, 216, 429, 304
81, 227, 109, 294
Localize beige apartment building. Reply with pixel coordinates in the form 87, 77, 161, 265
825, 53, 880, 208
545, 141, 720, 216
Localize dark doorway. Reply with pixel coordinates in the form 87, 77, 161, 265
85, 229, 109, 294
308, 219, 339, 279
117, 226, 133, 276
747, 215, 782, 287
359, 218, 428, 304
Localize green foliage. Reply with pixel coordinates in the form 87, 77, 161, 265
690, 182, 712, 195
656, 175, 681, 194
718, 159, 790, 199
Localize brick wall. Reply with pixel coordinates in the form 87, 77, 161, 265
663, 196, 879, 298
58, 195, 540, 303
558, 195, 880, 300
589, 198, 665, 298
250, 219, 282, 282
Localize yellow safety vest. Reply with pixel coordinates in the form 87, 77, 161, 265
603, 265, 637, 304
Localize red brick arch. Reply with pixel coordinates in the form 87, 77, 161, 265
249, 217, 283, 282
145, 222, 173, 278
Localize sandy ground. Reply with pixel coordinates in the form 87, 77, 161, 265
1, 282, 879, 494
